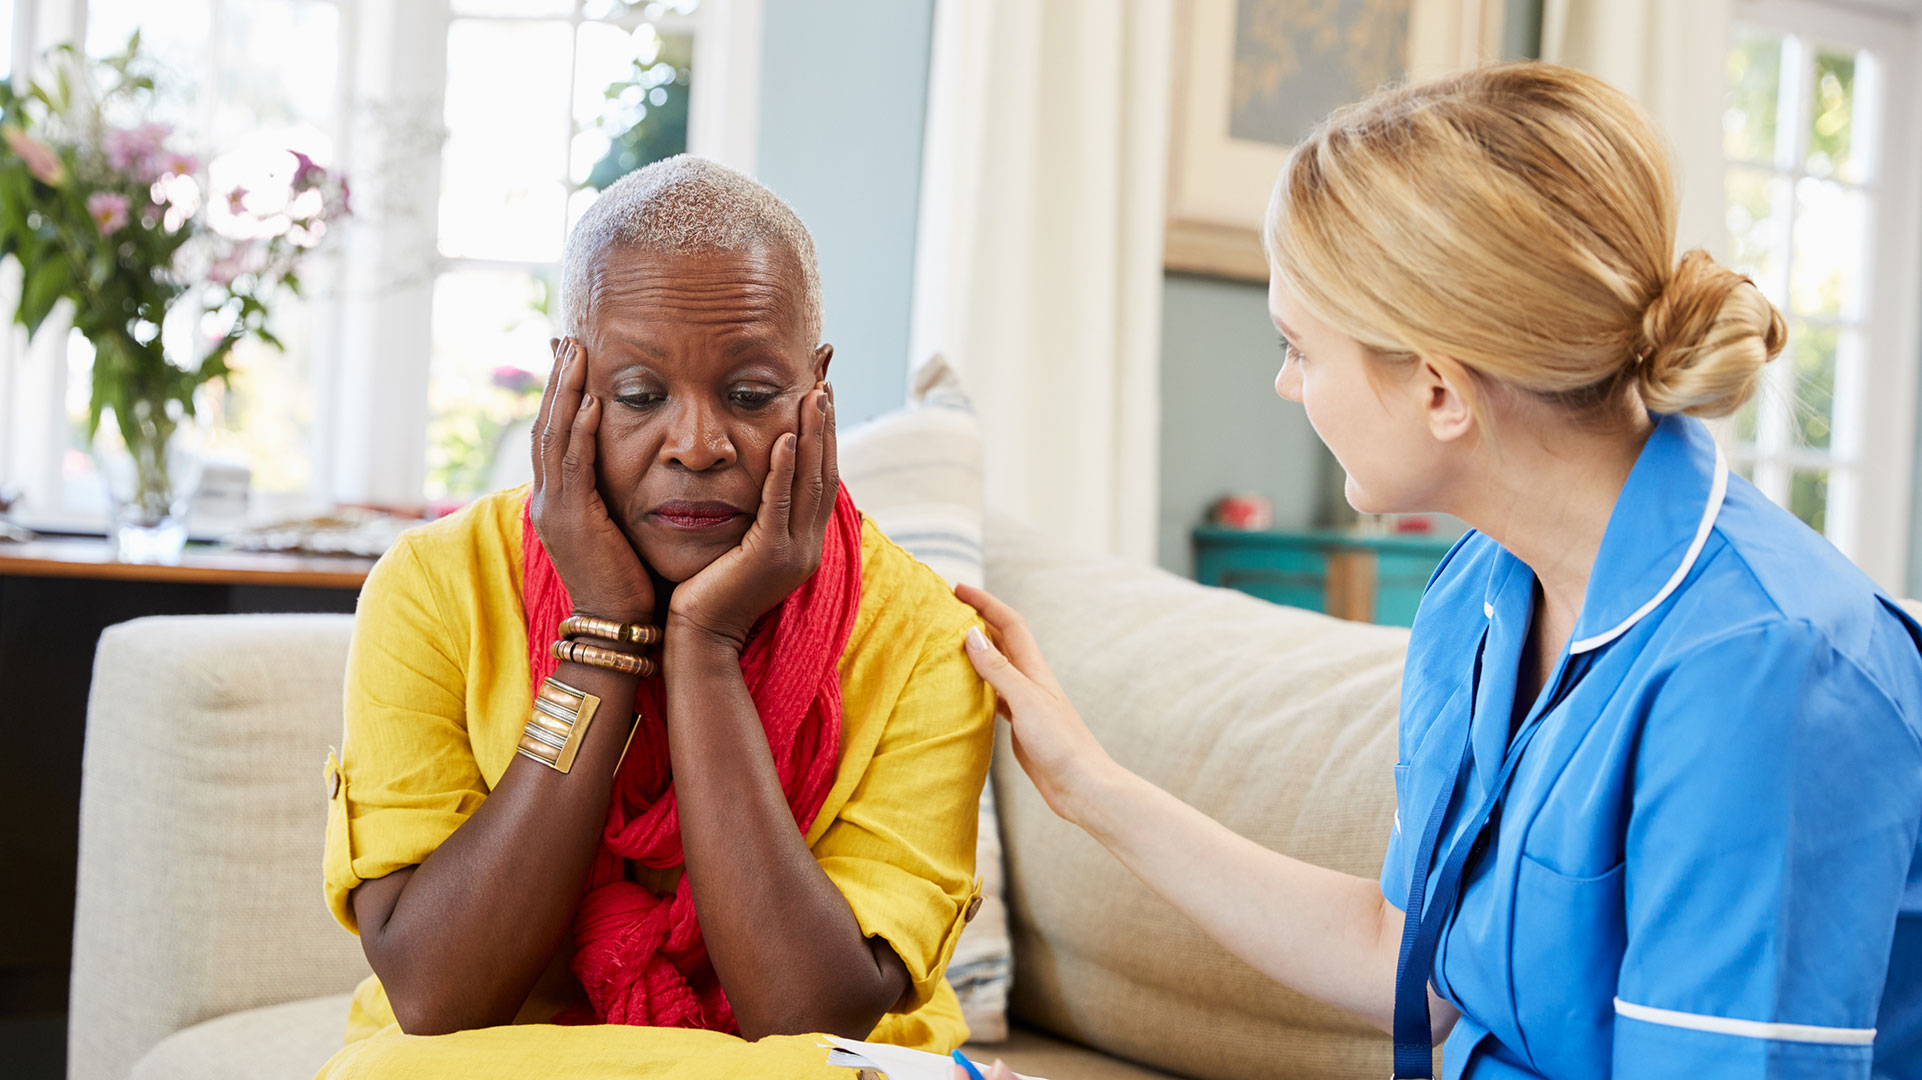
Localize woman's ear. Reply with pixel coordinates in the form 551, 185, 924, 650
812, 343, 834, 382
1421, 355, 1478, 445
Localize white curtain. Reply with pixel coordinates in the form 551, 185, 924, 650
1541, 0, 1735, 259
909, 0, 1173, 563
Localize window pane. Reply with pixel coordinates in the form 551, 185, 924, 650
84, 0, 212, 131
1725, 166, 1785, 293
1785, 321, 1837, 450
574, 22, 692, 188
77, 0, 339, 500
209, 1, 339, 163
1806, 48, 1860, 182
1789, 468, 1828, 533
439, 19, 573, 261
426, 270, 556, 501
0, 0, 13, 81
1733, 396, 1760, 445
454, 0, 573, 14
1725, 26, 1782, 164
584, 0, 703, 19
1791, 178, 1867, 319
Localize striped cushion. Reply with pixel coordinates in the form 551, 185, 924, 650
840, 355, 1010, 1042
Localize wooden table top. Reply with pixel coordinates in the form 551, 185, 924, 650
0, 537, 376, 588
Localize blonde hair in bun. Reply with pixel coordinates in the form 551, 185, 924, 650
1636, 249, 1787, 417
1266, 60, 1787, 420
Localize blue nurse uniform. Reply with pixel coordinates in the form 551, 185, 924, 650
1383, 413, 1922, 1079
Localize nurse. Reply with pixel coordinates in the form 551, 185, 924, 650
954, 62, 1922, 1079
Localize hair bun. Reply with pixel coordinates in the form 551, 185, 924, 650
1635, 249, 1786, 417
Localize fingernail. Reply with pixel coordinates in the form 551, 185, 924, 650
785, 433, 797, 451
817, 393, 828, 414
966, 627, 990, 651
825, 381, 834, 402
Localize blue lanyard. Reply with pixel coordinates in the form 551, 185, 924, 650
1390, 635, 1585, 1077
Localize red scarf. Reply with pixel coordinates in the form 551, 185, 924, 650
518, 485, 863, 1031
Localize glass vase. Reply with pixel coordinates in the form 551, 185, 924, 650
93, 397, 205, 564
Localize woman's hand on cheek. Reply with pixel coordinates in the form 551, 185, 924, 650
529, 337, 656, 623
667, 382, 837, 653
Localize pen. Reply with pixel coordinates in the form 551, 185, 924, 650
950, 1049, 988, 1080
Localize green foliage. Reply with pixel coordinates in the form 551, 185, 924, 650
1724, 29, 1781, 165
585, 35, 691, 191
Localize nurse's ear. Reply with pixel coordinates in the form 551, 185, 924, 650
1418, 354, 1478, 445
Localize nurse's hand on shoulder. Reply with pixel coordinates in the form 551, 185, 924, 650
957, 583, 1117, 824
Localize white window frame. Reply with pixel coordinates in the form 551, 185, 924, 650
0, 0, 762, 523
1727, 0, 1922, 593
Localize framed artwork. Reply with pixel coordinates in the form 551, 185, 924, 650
1166, 0, 1508, 281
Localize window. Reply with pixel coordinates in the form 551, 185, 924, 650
1722, 0, 1922, 588
426, 0, 698, 502
2, 0, 757, 526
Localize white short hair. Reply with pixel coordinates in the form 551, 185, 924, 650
561, 154, 822, 343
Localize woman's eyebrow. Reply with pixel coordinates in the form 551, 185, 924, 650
723, 334, 790, 359
1274, 317, 1300, 341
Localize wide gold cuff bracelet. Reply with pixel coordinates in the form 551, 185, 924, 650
517, 676, 601, 774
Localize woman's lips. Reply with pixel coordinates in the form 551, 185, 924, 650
648, 500, 748, 531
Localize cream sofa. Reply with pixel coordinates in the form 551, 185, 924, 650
68, 516, 1410, 1080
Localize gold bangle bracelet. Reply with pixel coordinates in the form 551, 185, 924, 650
515, 677, 602, 774
560, 614, 662, 647
550, 638, 658, 678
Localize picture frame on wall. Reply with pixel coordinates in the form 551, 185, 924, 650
1166, 0, 1508, 281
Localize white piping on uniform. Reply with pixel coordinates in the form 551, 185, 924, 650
1569, 442, 1729, 654
1483, 601, 1495, 618
1614, 998, 1876, 1046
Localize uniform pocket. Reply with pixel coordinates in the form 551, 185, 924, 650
1511, 852, 1625, 1080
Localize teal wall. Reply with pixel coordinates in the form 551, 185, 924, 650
754, 0, 934, 429
1157, 275, 1325, 575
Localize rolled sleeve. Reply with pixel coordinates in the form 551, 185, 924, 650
813, 617, 995, 1012
1613, 622, 1922, 1078
323, 536, 489, 934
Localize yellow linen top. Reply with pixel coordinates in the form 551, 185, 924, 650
320, 484, 994, 1054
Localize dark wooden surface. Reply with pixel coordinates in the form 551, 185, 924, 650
0, 542, 365, 1077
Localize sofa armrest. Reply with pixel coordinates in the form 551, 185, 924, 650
69, 615, 370, 1080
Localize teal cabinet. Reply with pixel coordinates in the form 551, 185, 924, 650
1193, 526, 1457, 627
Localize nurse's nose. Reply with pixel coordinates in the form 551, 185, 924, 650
1275, 355, 1303, 403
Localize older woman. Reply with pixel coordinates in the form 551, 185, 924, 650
317, 156, 994, 1078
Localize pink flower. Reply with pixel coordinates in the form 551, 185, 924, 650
492, 366, 541, 395
103, 122, 172, 179
289, 149, 325, 188
5, 126, 66, 185
87, 191, 130, 234
207, 245, 252, 287
224, 185, 249, 213
157, 151, 198, 177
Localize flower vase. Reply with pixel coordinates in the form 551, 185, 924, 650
94, 396, 204, 563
